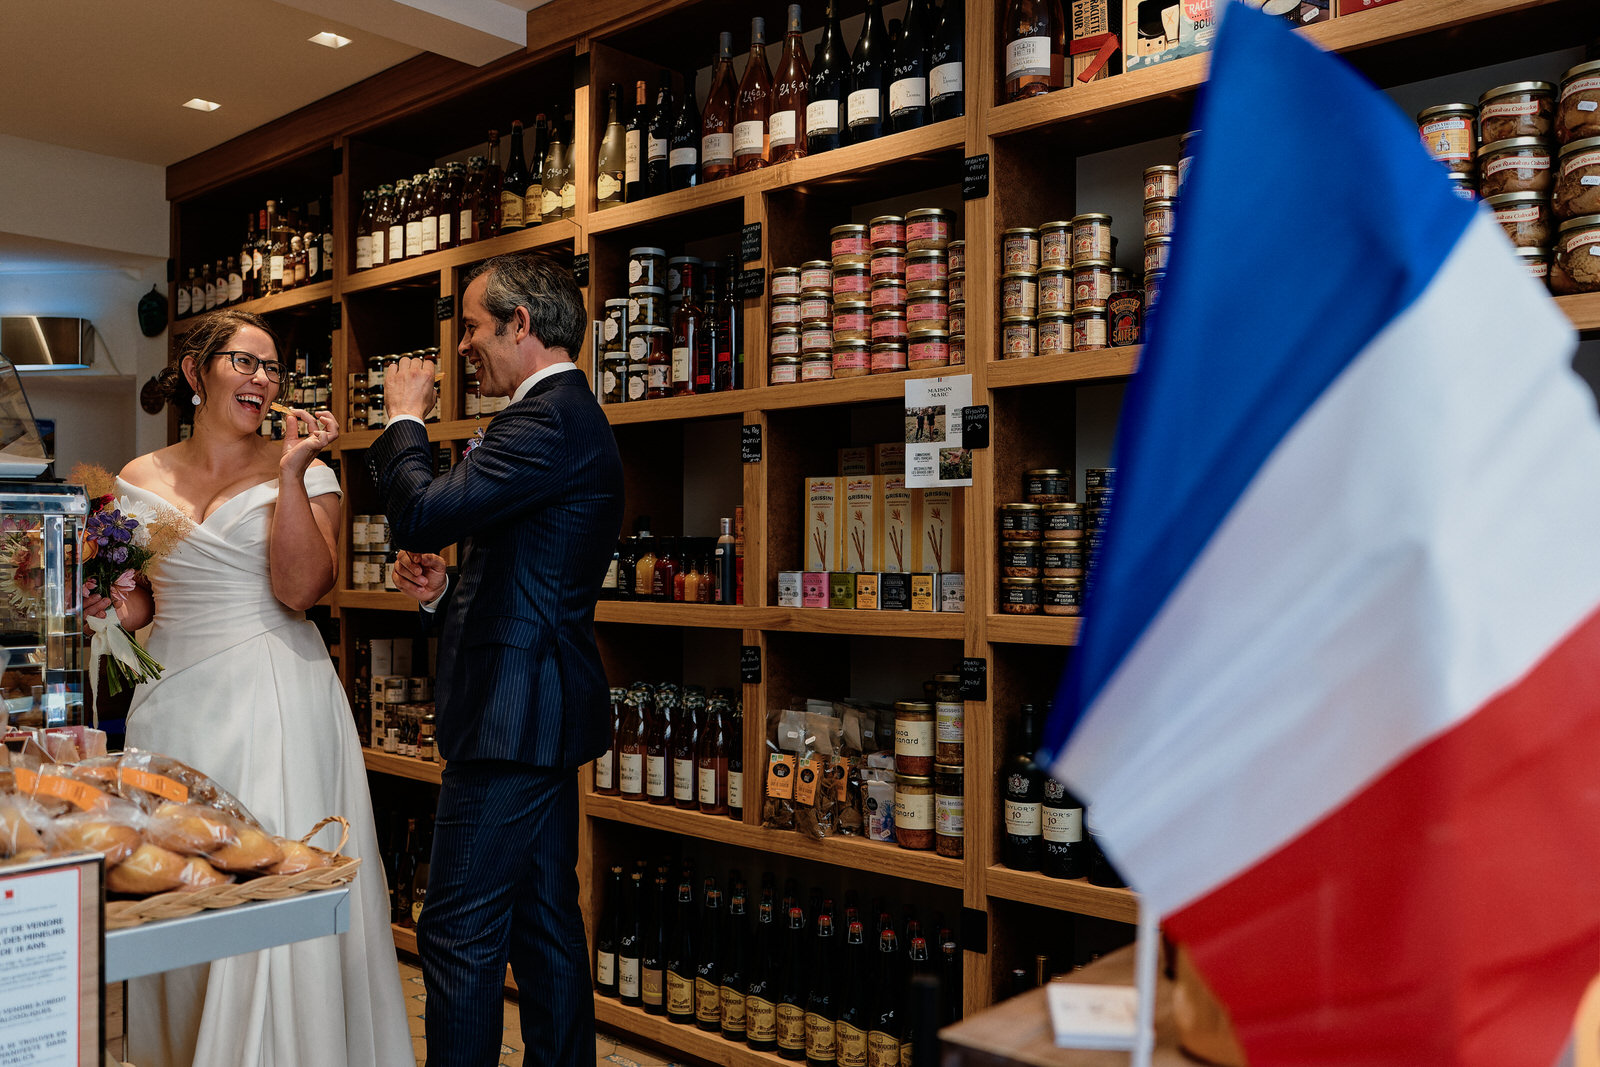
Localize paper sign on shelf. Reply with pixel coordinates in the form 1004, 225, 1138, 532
904, 374, 974, 489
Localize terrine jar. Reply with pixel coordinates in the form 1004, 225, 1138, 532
831, 223, 870, 264
1477, 137, 1554, 198
1485, 191, 1553, 247
1556, 137, 1600, 220
1418, 103, 1478, 171
894, 776, 935, 851
999, 502, 1043, 540
1071, 214, 1113, 264
1037, 312, 1073, 355
906, 207, 955, 251
1002, 227, 1041, 272
1551, 214, 1600, 294
999, 577, 1041, 615
1478, 81, 1555, 142
1558, 60, 1600, 142
906, 249, 950, 292
1001, 315, 1037, 358
894, 701, 936, 777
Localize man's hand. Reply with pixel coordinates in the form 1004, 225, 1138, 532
394, 550, 448, 604
386, 355, 438, 423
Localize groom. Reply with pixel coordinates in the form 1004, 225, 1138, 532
371, 253, 624, 1066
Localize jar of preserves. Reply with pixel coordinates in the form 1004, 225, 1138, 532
1558, 60, 1600, 143
1556, 137, 1600, 220
1070, 213, 1113, 264
627, 246, 667, 287
999, 502, 1043, 540
640, 325, 672, 399
908, 329, 950, 370
1040, 221, 1072, 269
833, 264, 871, 299
906, 249, 949, 291
770, 296, 804, 327
871, 245, 907, 280
947, 238, 966, 272
934, 765, 964, 858
833, 342, 871, 378
1143, 197, 1177, 238
801, 291, 833, 322
948, 301, 967, 336
1551, 214, 1600, 295
870, 310, 908, 344
1043, 577, 1084, 616
906, 290, 949, 332
769, 355, 803, 385
1072, 259, 1113, 310
933, 675, 963, 766
1478, 137, 1554, 198
872, 277, 908, 310
894, 700, 935, 776
1485, 191, 1553, 247
999, 577, 1041, 614
905, 208, 954, 251
1143, 164, 1180, 202
869, 214, 907, 249
1146, 270, 1167, 313
1418, 103, 1478, 170
1039, 268, 1072, 313
1516, 245, 1552, 285
870, 342, 908, 374
801, 260, 834, 291
999, 540, 1040, 579
1038, 312, 1073, 355
770, 326, 803, 357
801, 321, 834, 354
602, 298, 628, 348
948, 270, 966, 304
628, 286, 667, 327
1001, 315, 1037, 358
601, 351, 627, 405
1000, 270, 1039, 315
770, 266, 803, 297
832, 300, 872, 342
1479, 81, 1555, 142
949, 333, 966, 366
1143, 236, 1174, 276
1042, 539, 1085, 577
894, 775, 935, 851
1001, 227, 1041, 272
831, 223, 870, 263
626, 349, 650, 401
1042, 502, 1085, 537
1025, 469, 1072, 504
1073, 308, 1108, 351
800, 353, 834, 382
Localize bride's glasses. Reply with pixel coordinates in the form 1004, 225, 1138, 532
215, 350, 288, 384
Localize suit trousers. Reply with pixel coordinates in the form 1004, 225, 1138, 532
419, 759, 593, 1067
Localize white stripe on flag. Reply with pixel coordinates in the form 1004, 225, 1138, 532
1058, 212, 1600, 917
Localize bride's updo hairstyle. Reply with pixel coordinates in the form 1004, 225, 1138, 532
157, 309, 283, 407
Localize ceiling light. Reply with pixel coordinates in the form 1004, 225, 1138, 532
182, 98, 221, 112
309, 31, 352, 49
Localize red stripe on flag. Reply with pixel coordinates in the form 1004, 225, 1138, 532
1167, 604, 1600, 1067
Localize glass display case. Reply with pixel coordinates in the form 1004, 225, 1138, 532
0, 482, 87, 727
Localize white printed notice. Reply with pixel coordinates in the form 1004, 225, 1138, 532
0, 865, 84, 1067
904, 374, 973, 488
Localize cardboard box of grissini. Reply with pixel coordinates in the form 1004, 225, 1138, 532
1126, 0, 1329, 71
805, 476, 842, 573
913, 487, 964, 575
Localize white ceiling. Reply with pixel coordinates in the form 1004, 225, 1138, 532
0, 0, 553, 169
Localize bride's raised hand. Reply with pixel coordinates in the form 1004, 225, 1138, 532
280, 408, 340, 478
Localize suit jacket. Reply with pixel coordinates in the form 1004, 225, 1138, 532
368, 371, 624, 768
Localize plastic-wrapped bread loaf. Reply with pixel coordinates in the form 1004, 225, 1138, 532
106, 843, 189, 894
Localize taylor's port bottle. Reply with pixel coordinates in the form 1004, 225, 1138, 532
597, 87, 626, 206
666, 877, 698, 1024
835, 919, 870, 1067
617, 687, 647, 801
847, 0, 888, 144
1042, 776, 1089, 879
889, 0, 931, 132
1001, 703, 1046, 871
734, 17, 774, 172
695, 884, 724, 1030
807, 1, 847, 155
619, 870, 643, 1005
746, 882, 779, 1050
697, 693, 731, 815
597, 864, 622, 996
647, 72, 675, 194
671, 683, 698, 809
1003, 0, 1065, 102
805, 910, 839, 1066
594, 687, 622, 795
501, 120, 528, 232
701, 33, 738, 183
642, 867, 668, 1014
771, 5, 810, 164
625, 80, 649, 201
777, 905, 809, 1060
866, 926, 900, 1067
720, 877, 749, 1040
930, 0, 965, 121
669, 71, 700, 190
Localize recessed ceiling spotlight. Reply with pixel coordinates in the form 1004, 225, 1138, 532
182, 98, 221, 112
309, 31, 352, 49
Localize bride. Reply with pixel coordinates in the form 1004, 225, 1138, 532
83, 309, 411, 1066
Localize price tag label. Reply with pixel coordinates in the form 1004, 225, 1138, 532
963, 154, 991, 200
736, 268, 766, 301
436, 296, 454, 321
742, 222, 763, 262
960, 657, 987, 700
741, 425, 763, 463
327, 302, 343, 331
573, 252, 591, 288
961, 405, 990, 449
741, 645, 762, 683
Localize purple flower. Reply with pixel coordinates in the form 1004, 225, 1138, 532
110, 545, 128, 564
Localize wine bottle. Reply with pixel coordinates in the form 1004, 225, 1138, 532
697, 693, 731, 815
696, 263, 720, 393
734, 17, 774, 172
847, 0, 889, 144
617, 688, 647, 801
645, 685, 671, 804
671, 677, 698, 808
241, 213, 260, 293
701, 33, 738, 183
225, 255, 242, 305
598, 87, 626, 206
695, 883, 723, 1031
597, 864, 623, 997
595, 688, 622, 795
458, 162, 479, 246
1000, 703, 1046, 871
865, 926, 900, 1067
501, 120, 528, 232
394, 817, 418, 927
835, 919, 870, 1067
641, 867, 668, 1013
647, 72, 675, 194
526, 113, 547, 225
1003, 0, 1065, 102
557, 112, 576, 219
539, 118, 564, 223
670, 261, 702, 399
409, 818, 431, 927
626, 80, 649, 201
777, 905, 809, 1060
482, 130, 504, 236
771, 5, 810, 164
1042, 776, 1090, 879
253, 206, 270, 287
727, 697, 745, 820
1084, 806, 1130, 888
807, 1, 847, 155
416, 170, 437, 254
437, 162, 458, 250
939, 939, 963, 1025
719, 252, 743, 388
805, 910, 839, 1066
890, 0, 931, 132
669, 71, 701, 190
720, 876, 749, 1041
619, 870, 643, 1005
666, 876, 698, 1025
930, 0, 965, 121
746, 881, 779, 1050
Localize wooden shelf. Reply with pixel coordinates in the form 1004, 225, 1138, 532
340, 220, 580, 295
755, 363, 972, 412
587, 171, 762, 236
1558, 292, 1600, 335
985, 866, 1140, 925
987, 350, 1139, 390
393, 923, 517, 991
336, 417, 479, 452
170, 281, 335, 336
338, 589, 417, 611
986, 614, 1082, 647
765, 607, 965, 640
603, 389, 750, 426
585, 793, 964, 888
595, 995, 791, 1067
363, 747, 443, 785
595, 601, 754, 629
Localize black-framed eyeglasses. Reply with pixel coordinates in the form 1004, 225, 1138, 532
215, 350, 288, 384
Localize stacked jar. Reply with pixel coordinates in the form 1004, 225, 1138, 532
1553, 62, 1600, 293
995, 467, 1114, 617
768, 206, 962, 386
1134, 164, 1181, 342
624, 247, 672, 400
349, 513, 392, 591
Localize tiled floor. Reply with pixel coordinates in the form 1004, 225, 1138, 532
397, 959, 690, 1067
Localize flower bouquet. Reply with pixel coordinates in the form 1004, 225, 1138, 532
71, 464, 188, 697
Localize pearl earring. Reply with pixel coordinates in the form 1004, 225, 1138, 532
191, 393, 201, 406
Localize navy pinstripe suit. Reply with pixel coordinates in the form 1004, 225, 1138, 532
370, 367, 624, 1066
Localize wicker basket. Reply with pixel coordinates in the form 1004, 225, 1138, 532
105, 816, 360, 931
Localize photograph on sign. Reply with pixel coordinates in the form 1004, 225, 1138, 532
904, 374, 973, 488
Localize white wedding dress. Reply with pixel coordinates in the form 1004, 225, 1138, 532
118, 470, 412, 1067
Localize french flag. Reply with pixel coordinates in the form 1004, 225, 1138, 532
1042, 5, 1600, 1065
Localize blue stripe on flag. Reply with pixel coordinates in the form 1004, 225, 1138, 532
1042, 4, 1476, 765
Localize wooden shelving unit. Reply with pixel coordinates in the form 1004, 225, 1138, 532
165, 0, 1597, 1056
